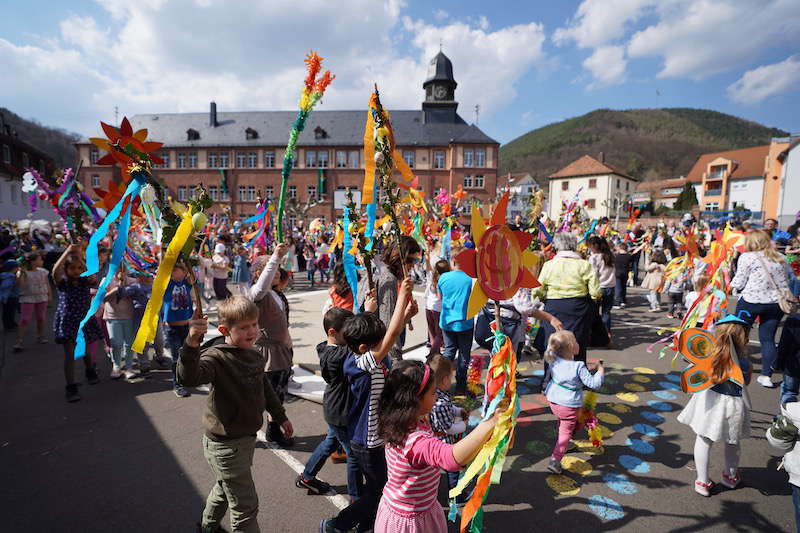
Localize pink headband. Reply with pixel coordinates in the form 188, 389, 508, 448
417, 364, 431, 395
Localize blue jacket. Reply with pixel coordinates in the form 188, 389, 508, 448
545, 357, 604, 408
343, 351, 387, 448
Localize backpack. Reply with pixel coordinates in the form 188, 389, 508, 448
474, 301, 522, 349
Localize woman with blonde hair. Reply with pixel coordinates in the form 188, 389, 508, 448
731, 229, 791, 388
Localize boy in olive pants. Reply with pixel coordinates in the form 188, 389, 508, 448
179, 296, 294, 533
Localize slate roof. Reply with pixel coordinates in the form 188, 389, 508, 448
549, 154, 636, 180
686, 145, 769, 183
96, 110, 497, 148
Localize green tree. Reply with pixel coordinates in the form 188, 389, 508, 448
674, 183, 698, 211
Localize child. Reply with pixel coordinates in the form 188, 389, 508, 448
642, 250, 667, 312
304, 244, 317, 287
163, 263, 194, 397
232, 245, 251, 296
677, 314, 752, 496
372, 360, 503, 533
543, 330, 605, 474
250, 244, 294, 447
126, 272, 167, 370
0, 259, 20, 331
613, 243, 632, 308
104, 267, 137, 379
766, 402, 800, 531
328, 263, 354, 311
427, 354, 467, 493
684, 274, 710, 326
320, 278, 418, 533
424, 258, 450, 355
178, 296, 294, 533
663, 274, 688, 319
52, 244, 102, 402
211, 243, 231, 301
15, 251, 51, 350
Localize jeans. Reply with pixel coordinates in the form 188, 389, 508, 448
213, 277, 231, 301
425, 309, 443, 353
442, 328, 474, 392
600, 287, 614, 333
165, 323, 190, 387
632, 254, 641, 285
793, 484, 800, 533
614, 275, 627, 306
107, 318, 135, 369
782, 374, 800, 406
202, 435, 259, 533
646, 290, 660, 310
333, 442, 387, 532
302, 423, 362, 499
736, 299, 784, 377
307, 268, 316, 284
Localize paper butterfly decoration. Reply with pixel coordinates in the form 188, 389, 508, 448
677, 327, 744, 393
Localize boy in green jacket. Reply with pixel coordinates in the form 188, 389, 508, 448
179, 296, 294, 533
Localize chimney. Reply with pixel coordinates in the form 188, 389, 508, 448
210, 101, 218, 127
599, 151, 605, 164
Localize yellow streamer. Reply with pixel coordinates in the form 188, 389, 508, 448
361, 105, 376, 204
132, 212, 194, 353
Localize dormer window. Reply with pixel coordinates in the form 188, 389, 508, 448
245, 127, 258, 140
187, 128, 200, 141
314, 126, 328, 140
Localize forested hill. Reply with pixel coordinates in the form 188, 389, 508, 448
0, 108, 81, 168
499, 108, 789, 182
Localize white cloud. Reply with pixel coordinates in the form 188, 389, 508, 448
0, 0, 547, 137
433, 9, 448, 21
727, 55, 800, 104
582, 45, 627, 88
554, 0, 653, 48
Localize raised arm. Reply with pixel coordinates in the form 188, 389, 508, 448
248, 243, 287, 301
52, 244, 80, 284
372, 277, 418, 362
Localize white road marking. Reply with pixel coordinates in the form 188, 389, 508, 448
615, 320, 761, 346
256, 430, 350, 511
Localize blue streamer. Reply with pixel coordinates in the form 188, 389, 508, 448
75, 178, 144, 359
242, 208, 266, 225
578, 219, 599, 244
537, 219, 553, 243
442, 225, 452, 260
343, 207, 361, 314
364, 174, 377, 251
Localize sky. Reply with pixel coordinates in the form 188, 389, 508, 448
1, 0, 799, 145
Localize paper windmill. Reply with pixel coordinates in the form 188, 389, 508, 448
93, 181, 141, 215
677, 327, 744, 393
457, 192, 540, 318
89, 117, 163, 183
452, 184, 467, 203
398, 176, 427, 212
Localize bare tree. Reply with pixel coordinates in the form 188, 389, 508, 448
601, 192, 630, 228
284, 195, 326, 223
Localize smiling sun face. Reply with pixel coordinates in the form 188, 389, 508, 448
456, 193, 540, 319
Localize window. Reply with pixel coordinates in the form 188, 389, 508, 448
463, 149, 473, 167
589, 178, 597, 189
314, 126, 327, 139
306, 151, 316, 168
561, 181, 569, 191
245, 127, 258, 140
317, 151, 329, 169
219, 152, 229, 168
208, 185, 219, 201
336, 151, 347, 168
586, 199, 596, 209
220, 186, 229, 201
308, 185, 317, 199
463, 175, 473, 188
247, 152, 257, 168
616, 179, 620, 188
178, 186, 188, 201
474, 175, 484, 188
21, 152, 29, 168
89, 147, 99, 164
188, 152, 197, 168
265, 185, 274, 199
403, 151, 415, 168
91, 175, 100, 188
248, 186, 257, 201
289, 185, 297, 199
236, 152, 247, 168
186, 129, 200, 141
177, 152, 186, 168
710, 165, 727, 180
264, 151, 275, 168
475, 148, 486, 167
705, 202, 720, 211
433, 151, 445, 169
2, 144, 10, 164
208, 152, 218, 168
238, 185, 247, 201
288, 216, 297, 228
348, 150, 359, 168
156, 151, 170, 168
626, 182, 630, 191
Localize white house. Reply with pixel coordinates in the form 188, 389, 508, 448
778, 138, 800, 227
497, 173, 539, 220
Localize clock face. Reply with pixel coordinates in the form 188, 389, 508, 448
434, 85, 448, 99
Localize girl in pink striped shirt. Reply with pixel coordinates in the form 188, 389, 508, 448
375, 360, 501, 533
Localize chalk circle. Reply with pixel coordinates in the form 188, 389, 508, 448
603, 375, 619, 384
525, 440, 550, 456
625, 437, 655, 454
607, 402, 631, 414
596, 412, 622, 425
658, 381, 682, 391
616, 392, 639, 403
503, 454, 533, 472
517, 384, 532, 395
598, 424, 614, 438
572, 439, 604, 455
665, 373, 681, 383
640, 411, 665, 424
532, 369, 545, 377
634, 367, 657, 374
653, 390, 677, 401
546, 474, 580, 496
603, 473, 638, 495
632, 423, 662, 437
619, 454, 651, 473
609, 362, 626, 370
588, 495, 626, 521
562, 456, 593, 476
632, 375, 652, 383
624, 383, 646, 392
647, 400, 674, 412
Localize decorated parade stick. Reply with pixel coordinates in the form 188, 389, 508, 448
275, 52, 334, 242
344, 187, 375, 292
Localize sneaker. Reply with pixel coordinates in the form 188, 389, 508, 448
195, 523, 230, 533
110, 364, 122, 379
648, 308, 660, 313
620, 303, 626, 308
547, 458, 562, 474
195, 384, 211, 393
38, 337, 48, 344
666, 313, 675, 319
296, 474, 331, 495
612, 305, 622, 310
153, 356, 169, 369
694, 479, 714, 497
65, 384, 81, 403
721, 472, 741, 489
319, 519, 348, 533
85, 366, 100, 385
174, 386, 190, 398
123, 368, 138, 380
757, 375, 775, 388
13, 342, 23, 352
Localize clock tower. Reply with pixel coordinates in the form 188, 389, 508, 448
422, 51, 458, 124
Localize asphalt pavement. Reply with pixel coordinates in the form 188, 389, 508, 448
0, 286, 794, 532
